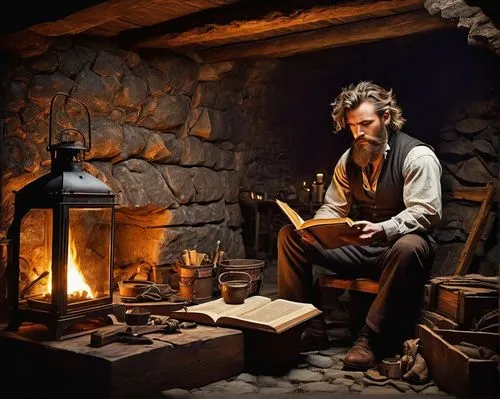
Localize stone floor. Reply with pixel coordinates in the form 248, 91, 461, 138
155, 260, 452, 398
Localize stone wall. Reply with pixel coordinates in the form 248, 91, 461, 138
233, 59, 299, 198
434, 91, 499, 276
0, 37, 262, 278
231, 30, 500, 277
0, 30, 498, 281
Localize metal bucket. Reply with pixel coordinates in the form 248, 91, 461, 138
218, 259, 265, 296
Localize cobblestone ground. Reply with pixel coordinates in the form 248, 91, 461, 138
157, 262, 452, 398
157, 344, 452, 398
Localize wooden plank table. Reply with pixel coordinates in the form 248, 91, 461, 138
0, 322, 244, 398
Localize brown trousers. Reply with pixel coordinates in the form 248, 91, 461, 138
277, 224, 436, 348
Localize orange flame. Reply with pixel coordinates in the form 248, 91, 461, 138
46, 232, 94, 299
67, 233, 94, 299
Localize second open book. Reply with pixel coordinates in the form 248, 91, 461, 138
275, 199, 364, 250
171, 296, 321, 334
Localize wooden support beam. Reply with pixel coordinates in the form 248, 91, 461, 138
0, 1, 107, 36
196, 10, 455, 63
134, 0, 426, 51
28, 0, 155, 36
0, 30, 52, 58
453, 182, 496, 276
28, 0, 239, 37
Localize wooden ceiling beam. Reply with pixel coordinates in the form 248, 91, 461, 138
0, 0, 107, 36
0, 30, 52, 58
28, 0, 239, 37
28, 0, 159, 36
132, 0, 426, 51
196, 10, 455, 63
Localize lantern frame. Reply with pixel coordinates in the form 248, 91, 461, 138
6, 93, 116, 339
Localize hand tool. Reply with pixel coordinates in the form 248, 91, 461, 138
89, 319, 185, 347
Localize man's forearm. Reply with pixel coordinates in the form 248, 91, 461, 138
379, 206, 441, 241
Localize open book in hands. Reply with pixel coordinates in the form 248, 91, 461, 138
171, 296, 321, 334
275, 199, 365, 250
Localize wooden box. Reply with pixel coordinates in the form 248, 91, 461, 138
425, 283, 498, 328
416, 324, 499, 398
420, 309, 460, 330
243, 326, 303, 375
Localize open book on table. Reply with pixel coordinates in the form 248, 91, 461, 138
275, 199, 364, 250
171, 296, 321, 334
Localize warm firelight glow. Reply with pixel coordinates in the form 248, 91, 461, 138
46, 232, 94, 299
67, 233, 94, 299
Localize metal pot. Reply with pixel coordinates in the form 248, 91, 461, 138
125, 307, 151, 325
218, 271, 251, 304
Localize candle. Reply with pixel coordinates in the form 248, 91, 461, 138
316, 173, 324, 184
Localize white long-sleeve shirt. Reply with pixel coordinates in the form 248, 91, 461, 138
314, 143, 443, 241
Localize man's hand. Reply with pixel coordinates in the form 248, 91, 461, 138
340, 221, 386, 245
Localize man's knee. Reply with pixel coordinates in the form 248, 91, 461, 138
392, 234, 428, 255
390, 234, 432, 271
278, 224, 296, 245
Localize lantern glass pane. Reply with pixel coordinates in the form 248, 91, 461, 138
67, 208, 111, 303
19, 209, 53, 301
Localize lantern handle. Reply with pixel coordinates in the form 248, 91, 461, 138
58, 128, 87, 148
48, 92, 91, 152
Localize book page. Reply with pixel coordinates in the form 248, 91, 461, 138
238, 299, 317, 323
218, 299, 321, 333
173, 295, 272, 321
275, 200, 305, 230
300, 217, 355, 229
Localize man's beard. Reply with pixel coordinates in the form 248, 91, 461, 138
351, 125, 388, 168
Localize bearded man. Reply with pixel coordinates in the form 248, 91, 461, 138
277, 81, 442, 370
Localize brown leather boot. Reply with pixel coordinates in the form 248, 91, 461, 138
343, 325, 376, 370
300, 315, 330, 352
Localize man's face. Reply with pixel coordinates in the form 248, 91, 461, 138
346, 101, 389, 167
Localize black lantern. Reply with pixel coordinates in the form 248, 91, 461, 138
6, 93, 116, 339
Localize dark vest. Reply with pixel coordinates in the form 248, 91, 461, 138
347, 131, 431, 223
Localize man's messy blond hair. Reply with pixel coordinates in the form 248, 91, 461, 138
331, 81, 406, 133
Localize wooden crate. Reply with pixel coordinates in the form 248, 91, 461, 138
420, 309, 460, 330
426, 283, 498, 328
416, 324, 499, 398
0, 323, 244, 398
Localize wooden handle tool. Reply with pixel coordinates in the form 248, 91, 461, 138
89, 325, 129, 347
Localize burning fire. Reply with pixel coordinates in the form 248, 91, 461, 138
46, 232, 94, 299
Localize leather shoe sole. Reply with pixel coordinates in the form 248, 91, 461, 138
342, 357, 375, 370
